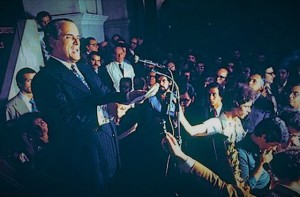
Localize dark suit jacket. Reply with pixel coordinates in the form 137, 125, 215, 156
32, 57, 127, 196
242, 95, 274, 133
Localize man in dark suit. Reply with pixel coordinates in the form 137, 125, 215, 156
86, 51, 114, 90
31, 18, 144, 196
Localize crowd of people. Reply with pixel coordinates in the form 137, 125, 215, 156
0, 11, 300, 197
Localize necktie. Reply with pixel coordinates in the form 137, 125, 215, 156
29, 98, 38, 112
71, 65, 90, 89
119, 63, 124, 76
213, 109, 217, 117
210, 108, 217, 117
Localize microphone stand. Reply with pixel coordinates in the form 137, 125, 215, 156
150, 67, 182, 147
143, 61, 182, 196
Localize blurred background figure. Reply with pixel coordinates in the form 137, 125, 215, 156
6, 68, 37, 121
36, 11, 52, 62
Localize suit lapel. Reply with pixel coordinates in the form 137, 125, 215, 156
77, 64, 99, 91
48, 58, 90, 93
61, 71, 91, 92
13, 95, 30, 114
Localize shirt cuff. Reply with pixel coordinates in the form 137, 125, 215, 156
179, 156, 195, 173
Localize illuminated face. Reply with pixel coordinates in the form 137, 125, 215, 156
180, 92, 192, 109
227, 62, 234, 73
216, 68, 228, 86
89, 54, 101, 69
264, 67, 275, 84
167, 62, 176, 71
248, 74, 263, 93
288, 127, 300, 147
289, 85, 300, 109
50, 21, 81, 63
236, 101, 252, 119
33, 118, 49, 143
21, 73, 36, 94
86, 39, 98, 53
187, 55, 196, 63
147, 72, 156, 87
195, 63, 205, 73
130, 38, 138, 50
40, 16, 51, 28
113, 46, 126, 63
183, 72, 191, 82
158, 76, 171, 92
259, 141, 280, 152
208, 87, 222, 109
277, 69, 289, 82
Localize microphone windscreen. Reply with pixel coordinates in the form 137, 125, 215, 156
134, 55, 139, 63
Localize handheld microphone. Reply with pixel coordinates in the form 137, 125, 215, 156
134, 55, 166, 69
263, 163, 272, 173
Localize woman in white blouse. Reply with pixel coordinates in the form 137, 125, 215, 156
180, 84, 255, 143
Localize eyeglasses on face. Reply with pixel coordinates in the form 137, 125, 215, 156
89, 43, 99, 46
266, 72, 274, 75
217, 75, 226, 79
291, 91, 300, 97
180, 98, 191, 103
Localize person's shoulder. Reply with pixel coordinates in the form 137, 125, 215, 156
237, 146, 247, 154
6, 94, 21, 107
105, 60, 114, 67
124, 59, 133, 66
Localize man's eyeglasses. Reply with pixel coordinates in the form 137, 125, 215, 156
89, 43, 99, 46
266, 72, 274, 75
217, 75, 226, 79
289, 133, 300, 140
180, 98, 191, 103
131, 42, 138, 45
291, 91, 300, 97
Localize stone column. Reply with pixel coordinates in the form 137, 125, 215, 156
22, 0, 108, 41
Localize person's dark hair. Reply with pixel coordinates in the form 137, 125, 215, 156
84, 37, 96, 47
18, 112, 48, 146
253, 117, 289, 144
88, 51, 101, 60
36, 11, 52, 24
206, 82, 225, 98
19, 112, 45, 127
16, 67, 36, 89
222, 84, 255, 111
180, 83, 196, 98
280, 110, 300, 131
43, 18, 75, 53
271, 147, 300, 181
119, 77, 132, 93
216, 67, 229, 82
111, 34, 121, 46
120, 77, 132, 86
112, 45, 126, 54
134, 76, 146, 90
256, 61, 275, 78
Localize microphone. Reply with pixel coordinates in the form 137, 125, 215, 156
134, 55, 166, 69
263, 163, 272, 173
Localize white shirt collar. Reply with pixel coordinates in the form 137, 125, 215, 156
51, 56, 75, 70
210, 104, 222, 116
19, 92, 31, 110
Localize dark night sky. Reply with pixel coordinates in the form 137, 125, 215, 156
158, 0, 300, 61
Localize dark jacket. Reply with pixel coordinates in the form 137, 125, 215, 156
32, 57, 127, 196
